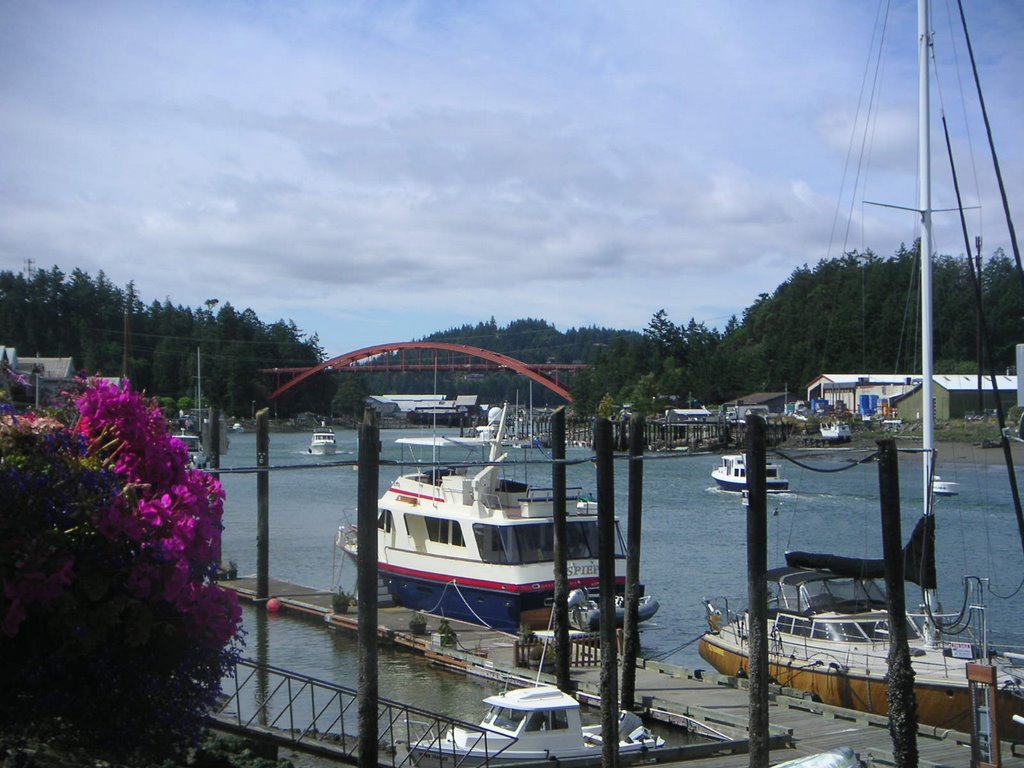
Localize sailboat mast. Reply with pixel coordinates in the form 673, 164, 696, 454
917, 0, 942, 633
918, 0, 935, 509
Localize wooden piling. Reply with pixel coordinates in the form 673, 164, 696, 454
255, 408, 269, 602
550, 406, 571, 692
745, 414, 769, 768
357, 409, 380, 768
207, 406, 220, 474
878, 438, 919, 767
594, 416, 619, 768
621, 413, 644, 711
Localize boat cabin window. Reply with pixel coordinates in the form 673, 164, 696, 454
483, 706, 524, 732
524, 709, 569, 731
418, 515, 465, 547
377, 509, 393, 533
774, 614, 812, 637
473, 521, 624, 565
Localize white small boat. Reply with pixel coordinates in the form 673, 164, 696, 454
933, 476, 960, 497
410, 685, 665, 763
711, 454, 788, 492
819, 421, 852, 443
308, 423, 336, 455
177, 430, 207, 469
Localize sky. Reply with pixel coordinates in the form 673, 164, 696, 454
1, 1, 1022, 357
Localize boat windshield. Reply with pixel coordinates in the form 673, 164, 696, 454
473, 520, 624, 565
180, 435, 202, 452
483, 706, 525, 733
772, 576, 886, 614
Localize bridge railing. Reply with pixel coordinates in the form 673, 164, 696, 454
212, 657, 513, 766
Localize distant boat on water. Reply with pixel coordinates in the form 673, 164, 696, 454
308, 423, 337, 455
711, 454, 789, 493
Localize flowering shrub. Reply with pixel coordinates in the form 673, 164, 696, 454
0, 381, 242, 763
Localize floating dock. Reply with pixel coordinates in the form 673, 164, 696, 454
222, 577, 1024, 767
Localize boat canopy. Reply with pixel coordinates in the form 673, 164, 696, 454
768, 568, 888, 615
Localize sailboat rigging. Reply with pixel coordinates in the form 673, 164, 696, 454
698, 0, 1023, 739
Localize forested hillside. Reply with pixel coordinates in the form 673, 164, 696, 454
0, 266, 331, 417
570, 245, 1021, 416
2, 243, 1020, 419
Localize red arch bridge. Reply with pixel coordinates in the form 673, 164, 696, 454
263, 341, 587, 403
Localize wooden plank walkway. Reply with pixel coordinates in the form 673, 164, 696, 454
221, 577, 1024, 767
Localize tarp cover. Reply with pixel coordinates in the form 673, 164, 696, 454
785, 515, 936, 589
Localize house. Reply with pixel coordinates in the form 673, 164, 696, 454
365, 393, 481, 425
890, 374, 1017, 421
806, 372, 1018, 420
664, 407, 714, 424
721, 392, 789, 419
1, 349, 77, 406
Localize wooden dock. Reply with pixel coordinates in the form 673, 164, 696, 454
222, 577, 1024, 767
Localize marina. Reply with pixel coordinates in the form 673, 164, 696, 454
215, 427, 1024, 764
216, 576, 1023, 766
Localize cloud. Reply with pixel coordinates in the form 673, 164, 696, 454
1, 1, 1021, 354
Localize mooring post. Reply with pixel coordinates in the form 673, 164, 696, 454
551, 406, 571, 692
621, 413, 644, 710
745, 414, 769, 768
878, 438, 919, 767
594, 416, 619, 768
357, 408, 380, 768
207, 406, 222, 567
255, 407, 269, 602
207, 406, 221, 474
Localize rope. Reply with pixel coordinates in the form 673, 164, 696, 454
772, 449, 879, 473
647, 633, 704, 661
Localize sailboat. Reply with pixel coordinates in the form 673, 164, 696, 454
699, 1, 1023, 741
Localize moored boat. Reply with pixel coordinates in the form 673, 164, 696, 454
340, 405, 659, 633
309, 422, 337, 455
711, 453, 789, 493
699, 549, 1022, 737
932, 476, 960, 497
819, 421, 852, 443
567, 587, 660, 632
410, 685, 665, 763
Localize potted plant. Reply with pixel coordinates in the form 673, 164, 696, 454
332, 589, 354, 614
437, 618, 457, 647
409, 611, 428, 635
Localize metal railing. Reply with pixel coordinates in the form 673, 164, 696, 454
212, 657, 511, 766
